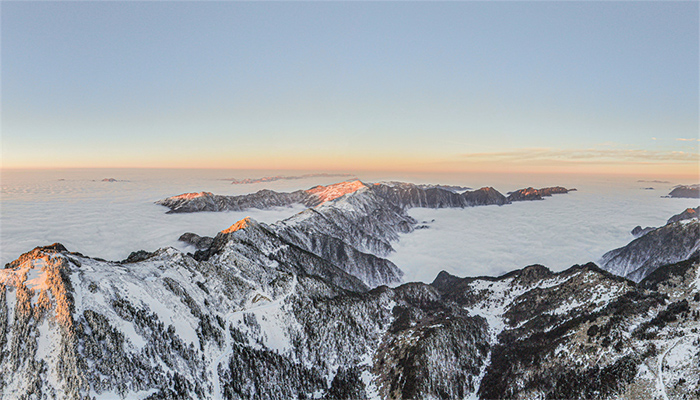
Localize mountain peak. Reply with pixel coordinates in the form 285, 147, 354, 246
221, 217, 255, 234
170, 191, 213, 200
305, 180, 366, 204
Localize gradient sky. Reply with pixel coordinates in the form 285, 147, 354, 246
2, 1, 698, 176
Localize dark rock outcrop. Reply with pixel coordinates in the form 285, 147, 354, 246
631, 225, 655, 238
178, 232, 214, 250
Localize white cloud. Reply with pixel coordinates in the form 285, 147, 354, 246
389, 185, 700, 282
4, 171, 699, 285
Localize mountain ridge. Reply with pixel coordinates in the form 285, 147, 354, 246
2, 181, 697, 400
2, 241, 697, 399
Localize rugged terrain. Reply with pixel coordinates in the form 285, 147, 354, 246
155, 181, 573, 214
2, 241, 697, 399
602, 207, 700, 282
1, 181, 697, 400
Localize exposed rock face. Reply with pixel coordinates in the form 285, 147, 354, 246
668, 185, 700, 198
178, 232, 214, 249
506, 186, 573, 202
2, 242, 697, 400
601, 219, 700, 282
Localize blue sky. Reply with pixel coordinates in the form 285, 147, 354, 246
2, 1, 698, 176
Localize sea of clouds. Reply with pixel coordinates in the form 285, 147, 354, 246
1, 169, 697, 283
389, 185, 699, 282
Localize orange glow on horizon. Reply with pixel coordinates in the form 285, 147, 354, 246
2, 152, 697, 181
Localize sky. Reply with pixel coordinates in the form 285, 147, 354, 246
2, 1, 698, 178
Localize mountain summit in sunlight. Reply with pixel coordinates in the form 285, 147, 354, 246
305, 180, 367, 203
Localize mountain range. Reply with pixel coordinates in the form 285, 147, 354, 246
1, 180, 697, 400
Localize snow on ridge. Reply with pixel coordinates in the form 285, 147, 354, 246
169, 191, 213, 200
305, 180, 367, 204
221, 216, 254, 234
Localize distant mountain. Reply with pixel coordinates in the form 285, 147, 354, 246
163, 181, 535, 288
506, 186, 575, 202
601, 208, 700, 282
668, 184, 700, 198
156, 180, 575, 214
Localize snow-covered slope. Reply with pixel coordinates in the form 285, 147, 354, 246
155, 180, 570, 215
155, 180, 370, 214
2, 182, 697, 400
0, 243, 489, 399
158, 180, 527, 288
2, 239, 698, 400
433, 260, 700, 400
601, 211, 700, 282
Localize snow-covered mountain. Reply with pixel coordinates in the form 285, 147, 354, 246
159, 181, 566, 287
505, 186, 574, 202
601, 208, 700, 282
2, 180, 697, 400
167, 181, 523, 288
2, 241, 698, 399
155, 180, 573, 214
